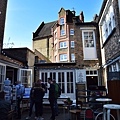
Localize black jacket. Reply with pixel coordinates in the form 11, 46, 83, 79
48, 83, 55, 100
33, 83, 46, 102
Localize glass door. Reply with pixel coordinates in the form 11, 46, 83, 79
40, 70, 75, 100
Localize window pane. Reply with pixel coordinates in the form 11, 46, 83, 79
70, 29, 74, 35
84, 31, 94, 47
71, 41, 74, 48
60, 18, 64, 25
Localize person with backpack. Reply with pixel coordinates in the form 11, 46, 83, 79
53, 79, 62, 116
15, 80, 25, 119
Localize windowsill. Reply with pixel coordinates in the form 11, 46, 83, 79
83, 58, 98, 60
59, 47, 68, 49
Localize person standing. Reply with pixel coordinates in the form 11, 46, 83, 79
26, 82, 36, 120
48, 78, 56, 120
15, 81, 25, 119
34, 79, 46, 120
52, 79, 61, 116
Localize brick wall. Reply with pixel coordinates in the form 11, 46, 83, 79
0, 0, 7, 52
104, 0, 120, 61
73, 23, 101, 68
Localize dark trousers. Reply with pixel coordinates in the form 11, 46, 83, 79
16, 97, 22, 118
29, 99, 35, 117
54, 99, 59, 115
35, 101, 43, 117
49, 99, 56, 120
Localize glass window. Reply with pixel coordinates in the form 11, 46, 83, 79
60, 18, 64, 25
71, 53, 75, 61
0, 64, 6, 90
59, 42, 67, 48
71, 41, 74, 48
60, 25, 65, 36
59, 54, 67, 61
84, 31, 94, 47
20, 69, 32, 87
70, 29, 74, 35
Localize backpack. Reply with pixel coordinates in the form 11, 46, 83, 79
55, 83, 62, 98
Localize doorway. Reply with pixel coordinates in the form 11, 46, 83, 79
86, 76, 98, 89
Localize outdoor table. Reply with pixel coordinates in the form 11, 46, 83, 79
96, 98, 112, 103
103, 104, 120, 120
95, 98, 112, 120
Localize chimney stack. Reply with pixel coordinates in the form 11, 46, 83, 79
79, 11, 84, 23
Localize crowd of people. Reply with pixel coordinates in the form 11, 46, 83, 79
0, 77, 62, 120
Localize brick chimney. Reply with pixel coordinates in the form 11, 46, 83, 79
0, 0, 8, 53
79, 11, 84, 23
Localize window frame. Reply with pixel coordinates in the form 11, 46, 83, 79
83, 31, 95, 48
59, 41, 67, 48
59, 54, 67, 61
70, 29, 74, 35
71, 41, 75, 48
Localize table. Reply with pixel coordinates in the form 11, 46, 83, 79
96, 98, 112, 103
95, 98, 112, 120
103, 104, 120, 120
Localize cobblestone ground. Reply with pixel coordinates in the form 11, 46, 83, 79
14, 105, 70, 120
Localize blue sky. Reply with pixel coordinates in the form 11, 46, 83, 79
4, 0, 103, 50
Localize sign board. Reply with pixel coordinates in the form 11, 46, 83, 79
76, 69, 86, 84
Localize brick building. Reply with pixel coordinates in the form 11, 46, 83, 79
33, 8, 102, 100
98, 0, 120, 85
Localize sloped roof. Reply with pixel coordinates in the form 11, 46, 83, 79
33, 21, 57, 40
2, 47, 34, 63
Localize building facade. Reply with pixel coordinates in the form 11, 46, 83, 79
33, 8, 102, 100
98, 0, 120, 86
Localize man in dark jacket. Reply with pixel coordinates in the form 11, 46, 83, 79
48, 78, 56, 120
34, 80, 46, 120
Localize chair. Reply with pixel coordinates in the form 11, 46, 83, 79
94, 108, 103, 120
21, 99, 30, 113
69, 101, 83, 120
7, 110, 14, 120
84, 108, 94, 120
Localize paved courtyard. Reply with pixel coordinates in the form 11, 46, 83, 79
14, 105, 70, 120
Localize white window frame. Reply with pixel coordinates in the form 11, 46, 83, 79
82, 29, 97, 60
19, 68, 32, 87
39, 70, 75, 100
83, 31, 95, 48
71, 53, 75, 61
0, 63, 6, 90
71, 41, 74, 48
59, 41, 67, 48
100, 4, 115, 43
70, 29, 74, 35
59, 54, 67, 61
